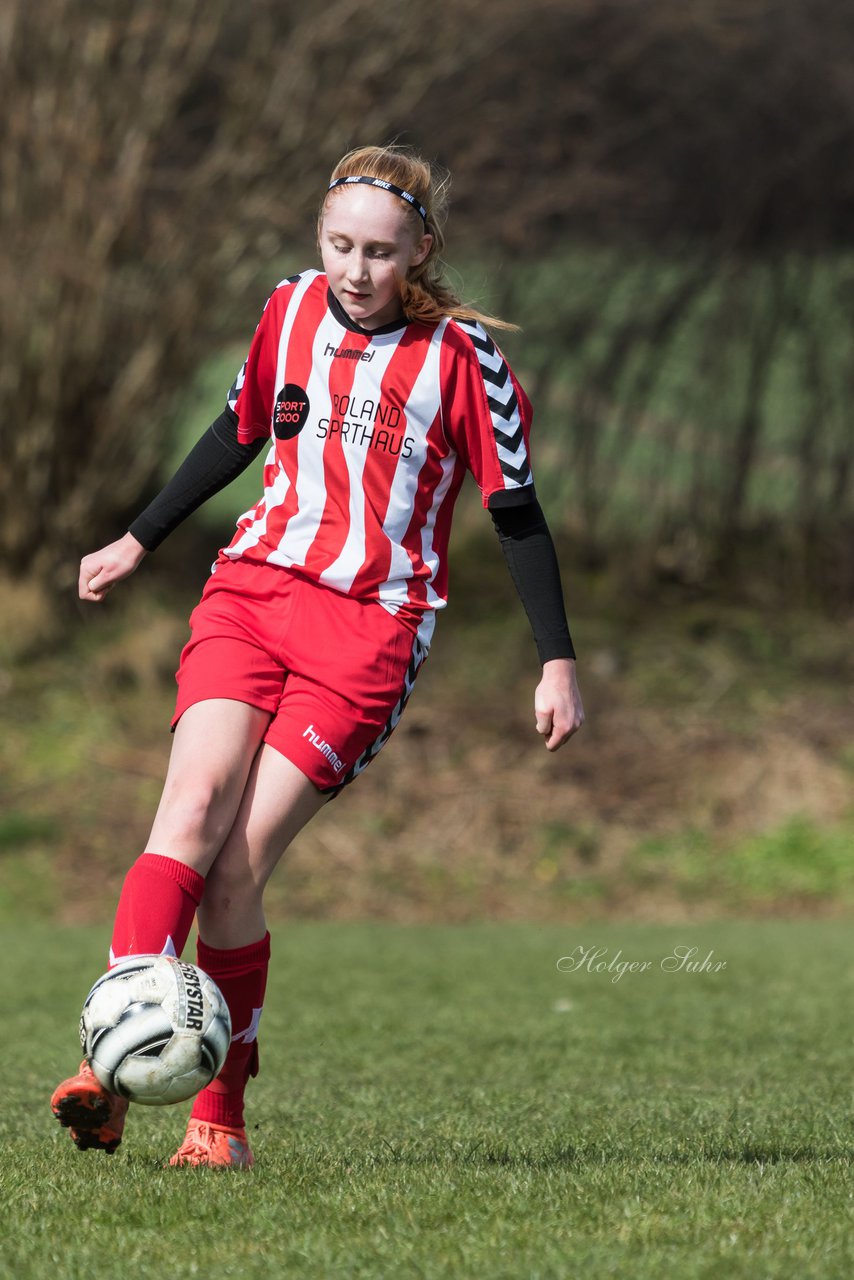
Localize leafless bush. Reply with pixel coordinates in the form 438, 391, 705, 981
0, 0, 526, 587
3, 0, 854, 601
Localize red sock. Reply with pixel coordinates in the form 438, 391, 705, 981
190, 932, 271, 1130
109, 853, 205, 966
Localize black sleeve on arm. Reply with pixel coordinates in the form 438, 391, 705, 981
489, 496, 577, 663
128, 408, 267, 552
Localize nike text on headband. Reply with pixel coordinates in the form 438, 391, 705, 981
327, 176, 428, 226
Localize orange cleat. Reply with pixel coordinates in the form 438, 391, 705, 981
168, 1119, 254, 1169
50, 1060, 129, 1154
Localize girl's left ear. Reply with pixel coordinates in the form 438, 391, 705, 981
410, 233, 433, 268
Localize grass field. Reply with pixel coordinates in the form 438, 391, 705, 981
3, 920, 851, 1279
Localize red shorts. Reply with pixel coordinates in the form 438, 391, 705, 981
173, 558, 427, 794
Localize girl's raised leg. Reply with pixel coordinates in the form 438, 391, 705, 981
109, 699, 273, 962
52, 699, 273, 1153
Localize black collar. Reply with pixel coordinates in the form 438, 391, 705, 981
326, 286, 407, 337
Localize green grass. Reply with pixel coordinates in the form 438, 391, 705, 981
3, 921, 851, 1278
627, 817, 854, 908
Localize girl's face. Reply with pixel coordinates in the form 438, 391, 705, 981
320, 185, 432, 330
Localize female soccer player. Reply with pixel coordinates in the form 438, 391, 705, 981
50, 145, 584, 1168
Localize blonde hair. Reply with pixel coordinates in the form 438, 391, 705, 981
320, 145, 517, 332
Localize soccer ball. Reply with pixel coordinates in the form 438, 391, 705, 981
79, 955, 232, 1106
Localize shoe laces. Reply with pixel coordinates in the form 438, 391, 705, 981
179, 1122, 245, 1159
178, 1122, 218, 1157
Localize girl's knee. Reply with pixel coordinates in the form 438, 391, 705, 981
156, 777, 237, 849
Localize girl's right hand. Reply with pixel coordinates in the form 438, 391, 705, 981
78, 532, 148, 602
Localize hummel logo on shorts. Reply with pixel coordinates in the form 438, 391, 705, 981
302, 724, 345, 773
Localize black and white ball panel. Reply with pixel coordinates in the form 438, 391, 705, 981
80, 954, 231, 1106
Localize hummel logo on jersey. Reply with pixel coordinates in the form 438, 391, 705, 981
324, 343, 374, 362
303, 724, 345, 773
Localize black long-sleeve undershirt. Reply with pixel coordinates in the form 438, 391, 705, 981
489, 501, 576, 663
129, 408, 576, 662
129, 409, 266, 552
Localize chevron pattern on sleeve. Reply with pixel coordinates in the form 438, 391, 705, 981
455, 319, 532, 487
226, 360, 247, 413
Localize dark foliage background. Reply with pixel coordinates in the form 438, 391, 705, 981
1, 1, 853, 924
1, 0, 853, 599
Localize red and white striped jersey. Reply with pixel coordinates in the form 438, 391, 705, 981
222, 270, 535, 646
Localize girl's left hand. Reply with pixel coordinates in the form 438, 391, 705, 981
534, 658, 585, 751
